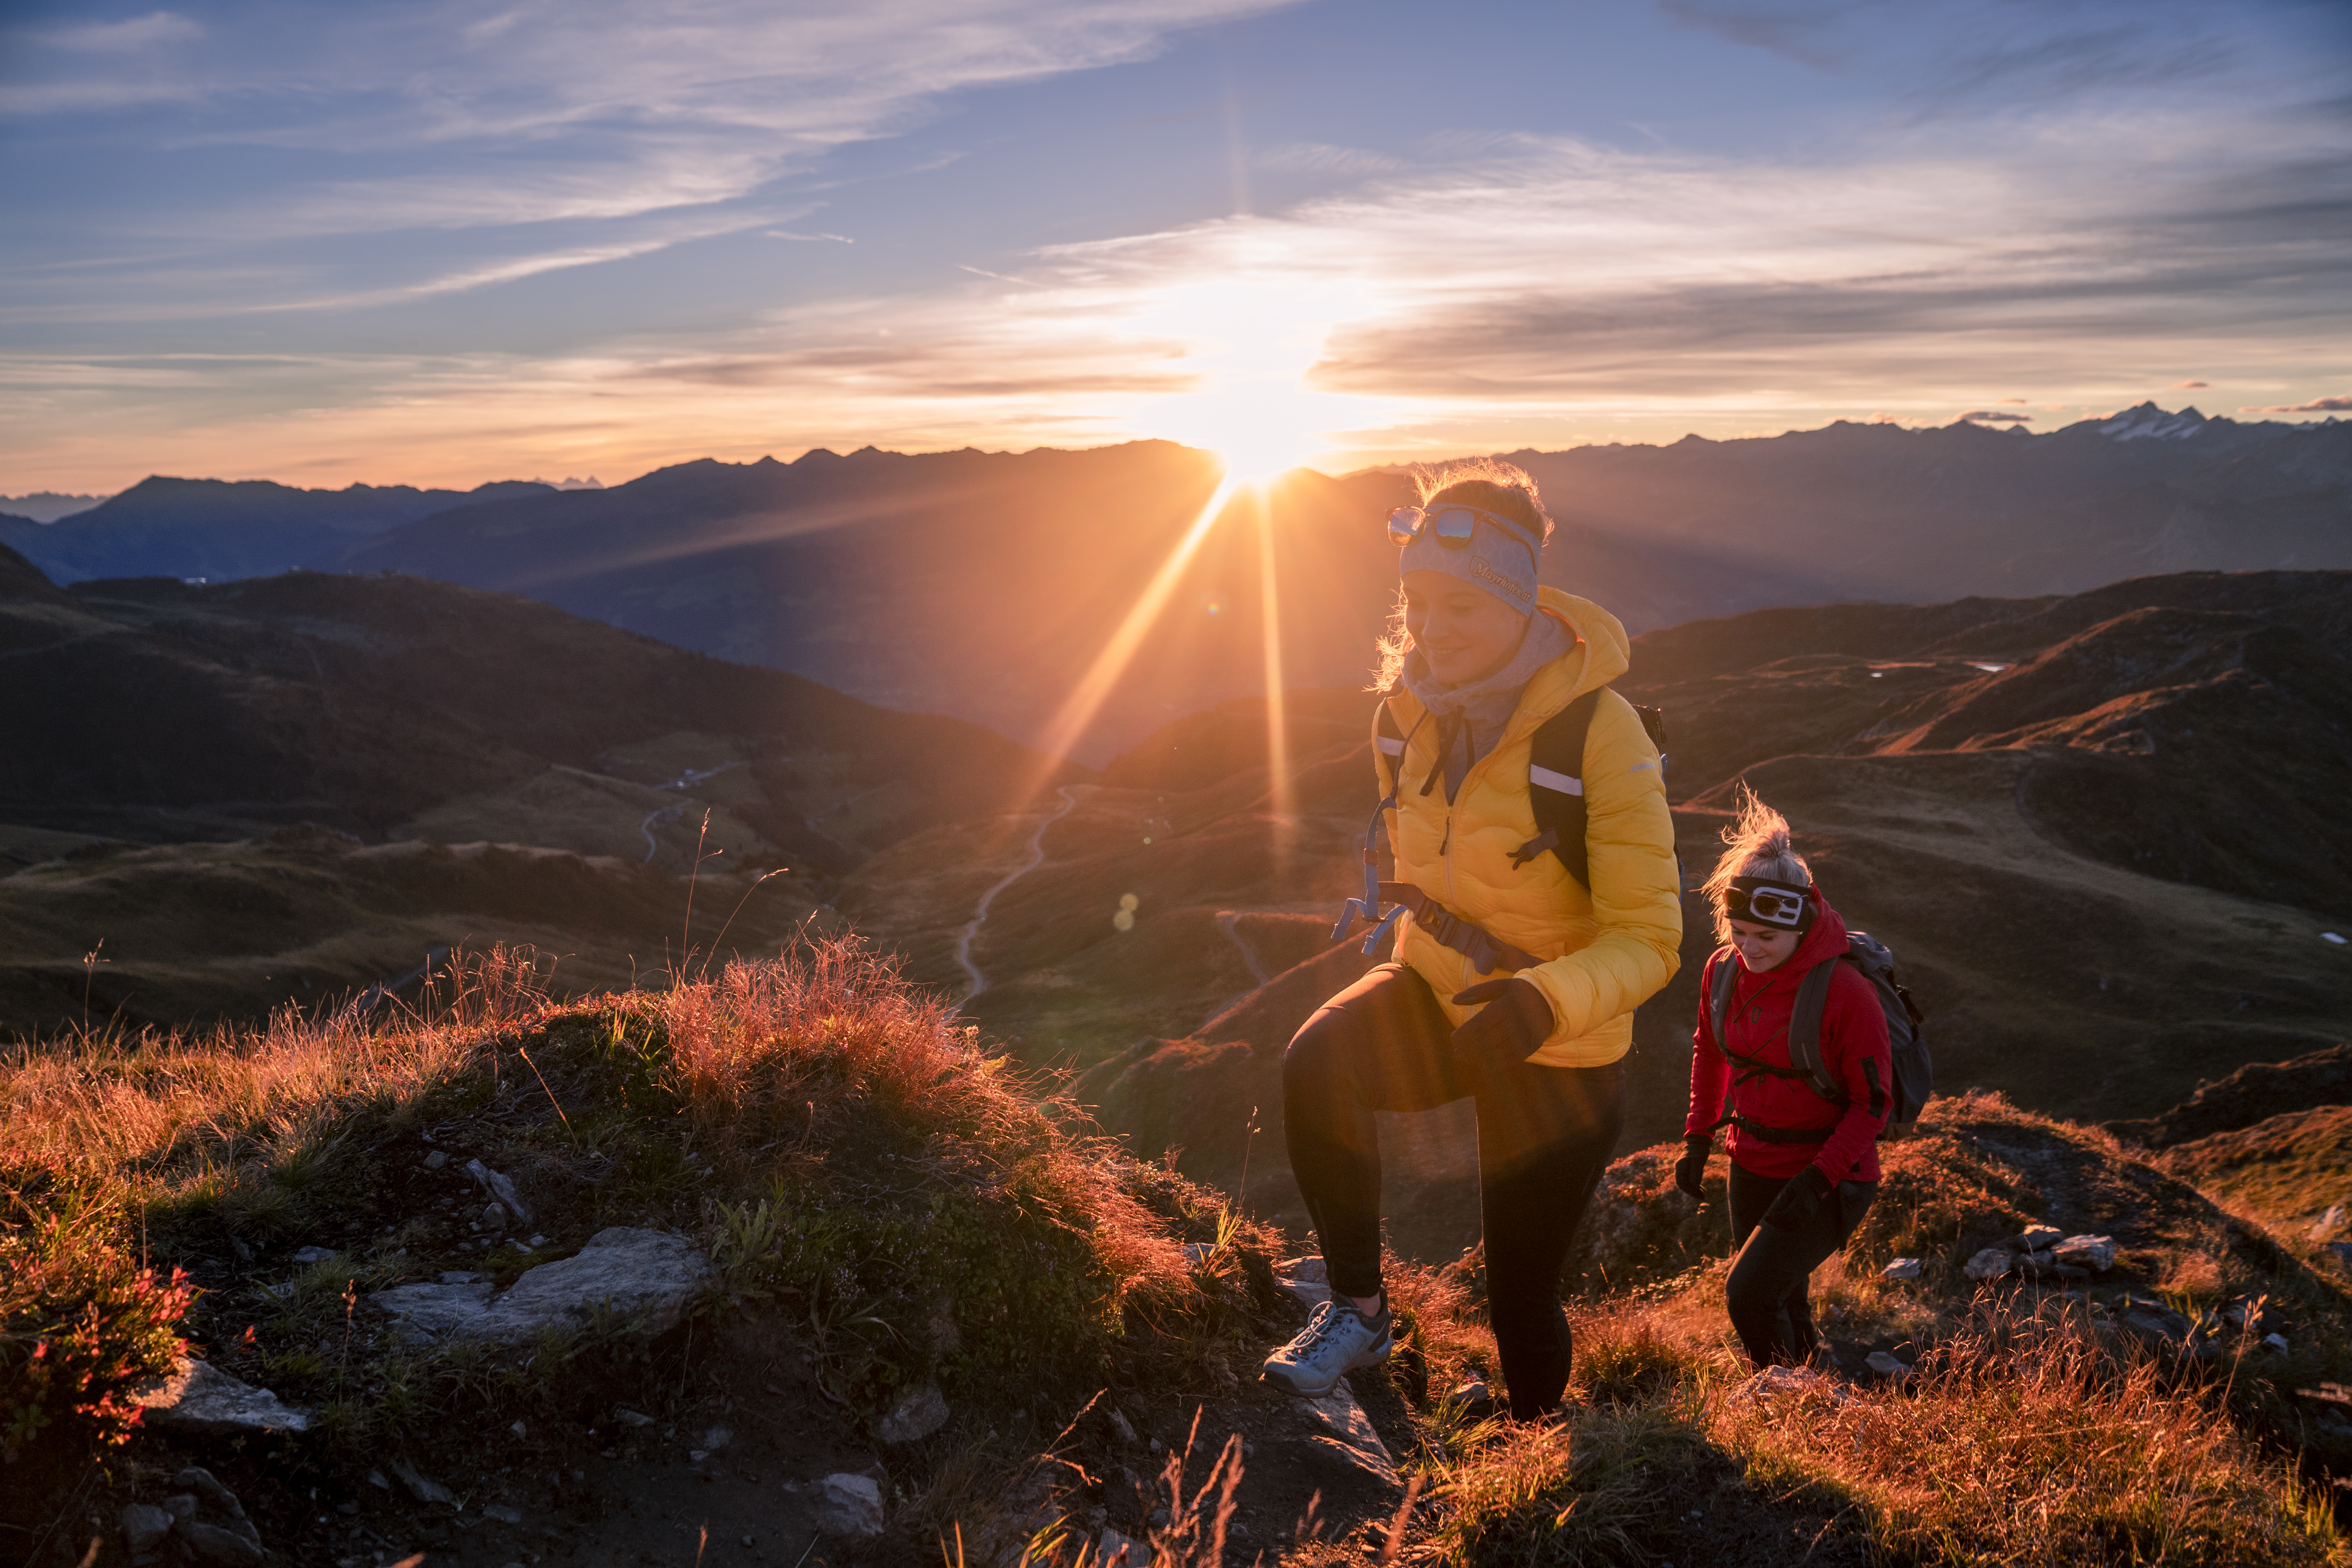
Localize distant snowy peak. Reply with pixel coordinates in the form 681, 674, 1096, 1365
2097, 402, 2211, 441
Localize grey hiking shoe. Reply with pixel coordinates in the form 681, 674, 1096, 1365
1261, 1298, 1393, 1397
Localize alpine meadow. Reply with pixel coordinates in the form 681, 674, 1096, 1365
4, 2, 2352, 1566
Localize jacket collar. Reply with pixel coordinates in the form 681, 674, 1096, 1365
1388, 586, 1631, 740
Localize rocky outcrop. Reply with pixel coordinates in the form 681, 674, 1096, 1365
372, 1227, 715, 1343
131, 1359, 312, 1435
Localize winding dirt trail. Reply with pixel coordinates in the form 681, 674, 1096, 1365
955, 786, 1079, 1005
1216, 910, 1273, 987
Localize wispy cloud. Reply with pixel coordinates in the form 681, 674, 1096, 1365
2241, 393, 2352, 413
36, 10, 203, 50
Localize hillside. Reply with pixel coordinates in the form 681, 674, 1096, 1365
7, 946, 2348, 1568
0, 476, 553, 584
0, 547, 1074, 1035
825, 569, 2352, 1261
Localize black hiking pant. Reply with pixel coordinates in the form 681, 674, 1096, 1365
1725, 1161, 1876, 1368
1281, 961, 1624, 1421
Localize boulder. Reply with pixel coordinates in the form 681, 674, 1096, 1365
164, 1470, 263, 1566
1962, 1248, 2012, 1282
132, 1359, 312, 1434
813, 1474, 885, 1538
1881, 1257, 1924, 1281
2052, 1234, 2115, 1272
2118, 1296, 2194, 1347
118, 1504, 172, 1553
874, 1382, 950, 1445
1303, 1383, 1398, 1486
2016, 1225, 2062, 1250
1864, 1351, 1912, 1381
373, 1228, 714, 1343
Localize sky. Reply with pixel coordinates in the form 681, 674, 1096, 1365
2, 0, 2348, 493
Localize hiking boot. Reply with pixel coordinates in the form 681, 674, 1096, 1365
1261, 1298, 1393, 1398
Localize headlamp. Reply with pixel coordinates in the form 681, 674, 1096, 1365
1725, 875, 1814, 931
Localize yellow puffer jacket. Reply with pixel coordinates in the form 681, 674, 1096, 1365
1377, 588, 1682, 1067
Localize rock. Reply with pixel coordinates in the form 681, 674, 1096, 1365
702, 1425, 732, 1451
290, 1246, 338, 1265
1282, 1256, 1329, 1285
166, 1471, 262, 1557
438, 1270, 480, 1284
2312, 1204, 2346, 1240
132, 1360, 313, 1434
371, 1279, 495, 1341
423, 1150, 448, 1171
613, 1407, 654, 1427
389, 1457, 455, 1505
373, 1228, 714, 1342
2118, 1296, 2194, 1347
482, 1201, 508, 1227
179, 1521, 265, 1567
1962, 1248, 2012, 1282
1181, 1241, 1214, 1266
1446, 1377, 1496, 1419
118, 1504, 172, 1553
464, 1158, 533, 1227
813, 1474, 885, 1537
2053, 1234, 2115, 1272
1881, 1257, 1923, 1281
2017, 1225, 2062, 1250
2266, 1333, 2291, 1352
481, 1504, 523, 1524
1094, 1527, 1147, 1564
1864, 1351, 1912, 1381
1303, 1383, 1398, 1485
1106, 1408, 1140, 1447
366, 1470, 390, 1492
875, 1381, 950, 1444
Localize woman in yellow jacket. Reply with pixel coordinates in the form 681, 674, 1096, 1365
1261, 462, 1683, 1421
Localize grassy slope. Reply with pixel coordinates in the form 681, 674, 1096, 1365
7, 948, 2349, 1567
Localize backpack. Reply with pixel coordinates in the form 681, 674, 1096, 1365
1372, 686, 1669, 887
1333, 688, 1672, 955
1707, 933, 1932, 1140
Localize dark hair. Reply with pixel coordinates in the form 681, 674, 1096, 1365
1416, 459, 1553, 547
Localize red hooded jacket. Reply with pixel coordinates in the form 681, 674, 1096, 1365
1683, 897, 1892, 1182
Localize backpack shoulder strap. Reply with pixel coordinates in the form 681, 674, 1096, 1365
1511, 688, 1606, 883
1787, 954, 1848, 1104
1706, 946, 1740, 1051
1373, 700, 1408, 795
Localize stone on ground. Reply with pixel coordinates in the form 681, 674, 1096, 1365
1881, 1257, 1923, 1281
1962, 1247, 2012, 1281
118, 1504, 172, 1553
813, 1474, 885, 1537
1302, 1383, 1399, 1486
372, 1227, 715, 1342
2052, 1233, 2115, 1271
874, 1381, 951, 1444
1864, 1351, 1912, 1381
132, 1359, 313, 1434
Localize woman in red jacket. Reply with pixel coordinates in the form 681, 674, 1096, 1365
1678, 789, 1891, 1368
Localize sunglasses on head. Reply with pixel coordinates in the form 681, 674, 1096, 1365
1388, 503, 1540, 558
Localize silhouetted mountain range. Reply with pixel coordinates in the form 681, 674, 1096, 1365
13, 406, 2347, 759
0, 475, 554, 584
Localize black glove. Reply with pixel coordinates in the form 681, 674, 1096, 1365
1673, 1136, 1711, 1201
1761, 1166, 1833, 1232
1447, 978, 1553, 1067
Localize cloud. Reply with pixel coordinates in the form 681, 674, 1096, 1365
2174, 379, 2210, 388
1955, 409, 2033, 423
1257, 143, 1407, 177
2240, 393, 2352, 413
1996, 397, 2028, 404
768, 230, 853, 244
36, 11, 202, 50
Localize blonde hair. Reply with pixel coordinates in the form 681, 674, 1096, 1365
1370, 459, 1553, 690
1702, 785, 1812, 943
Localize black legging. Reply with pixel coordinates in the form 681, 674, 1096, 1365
1725, 1161, 1876, 1367
1282, 962, 1624, 1421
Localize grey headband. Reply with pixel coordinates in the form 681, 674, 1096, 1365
1396, 503, 1541, 610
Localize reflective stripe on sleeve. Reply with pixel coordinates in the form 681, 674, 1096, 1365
1529, 764, 1583, 796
